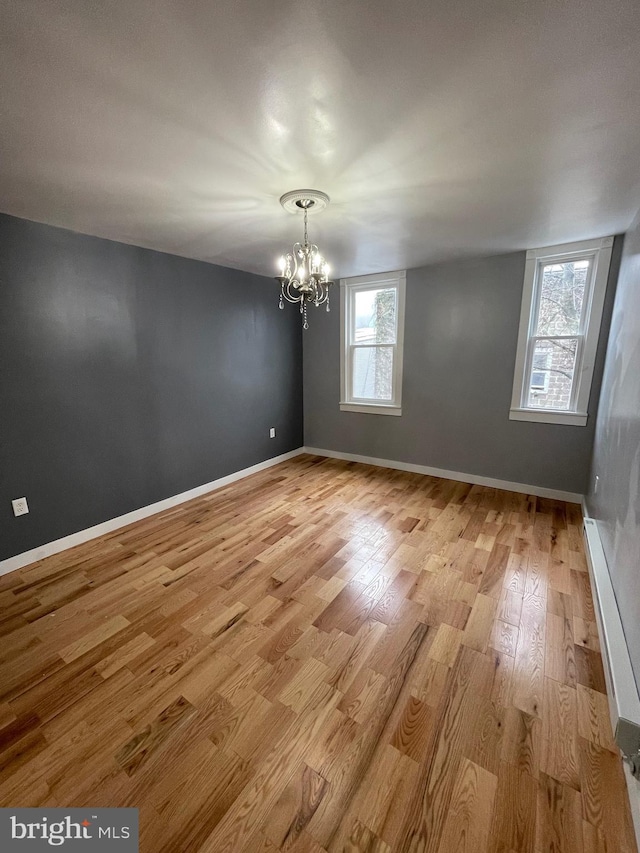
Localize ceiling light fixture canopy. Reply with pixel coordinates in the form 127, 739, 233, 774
275, 189, 334, 329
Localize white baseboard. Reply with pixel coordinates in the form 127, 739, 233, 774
0, 448, 305, 577
0, 445, 583, 578
304, 446, 583, 503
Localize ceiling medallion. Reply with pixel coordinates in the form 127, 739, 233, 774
275, 190, 334, 329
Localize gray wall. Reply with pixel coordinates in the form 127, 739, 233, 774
0, 213, 303, 561
586, 212, 640, 687
304, 244, 621, 494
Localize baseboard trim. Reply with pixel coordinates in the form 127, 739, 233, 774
303, 447, 583, 503
0, 445, 583, 577
0, 448, 305, 577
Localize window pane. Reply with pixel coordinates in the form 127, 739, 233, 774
527, 339, 578, 409
354, 288, 397, 344
352, 346, 394, 400
532, 351, 550, 370
535, 259, 590, 336
531, 372, 548, 391
531, 351, 550, 390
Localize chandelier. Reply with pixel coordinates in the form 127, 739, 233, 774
275, 189, 334, 329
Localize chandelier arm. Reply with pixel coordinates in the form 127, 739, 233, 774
292, 242, 303, 284
284, 280, 301, 302
316, 284, 328, 305
308, 243, 320, 276
280, 289, 300, 305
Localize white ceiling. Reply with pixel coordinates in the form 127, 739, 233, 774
1, 0, 640, 278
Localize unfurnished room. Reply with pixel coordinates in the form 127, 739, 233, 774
1, 1, 640, 851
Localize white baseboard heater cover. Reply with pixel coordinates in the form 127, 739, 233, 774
583, 518, 640, 765
583, 517, 640, 851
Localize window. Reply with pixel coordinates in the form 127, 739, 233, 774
530, 350, 551, 392
340, 270, 406, 415
510, 237, 613, 426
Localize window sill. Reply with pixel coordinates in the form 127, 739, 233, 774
509, 408, 588, 426
340, 402, 402, 416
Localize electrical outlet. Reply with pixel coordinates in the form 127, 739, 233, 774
12, 497, 29, 517
594, 475, 600, 495
269, 428, 276, 439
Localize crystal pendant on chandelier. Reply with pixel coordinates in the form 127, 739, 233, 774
275, 190, 334, 329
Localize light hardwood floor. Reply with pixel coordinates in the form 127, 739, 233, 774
0, 454, 636, 853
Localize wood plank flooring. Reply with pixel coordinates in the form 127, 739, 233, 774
0, 454, 636, 853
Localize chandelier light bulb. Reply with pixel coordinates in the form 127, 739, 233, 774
277, 256, 286, 274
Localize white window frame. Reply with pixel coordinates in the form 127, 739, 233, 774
510, 236, 613, 426
340, 270, 406, 416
